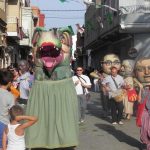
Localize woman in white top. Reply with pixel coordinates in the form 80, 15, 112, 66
2, 105, 38, 150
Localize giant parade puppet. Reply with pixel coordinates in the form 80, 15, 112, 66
101, 53, 121, 77
120, 59, 137, 120
100, 53, 122, 117
25, 27, 78, 149
134, 57, 150, 150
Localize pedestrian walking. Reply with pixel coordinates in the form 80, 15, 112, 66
2, 105, 38, 150
17, 60, 34, 105
72, 67, 92, 123
102, 66, 125, 125
0, 70, 15, 150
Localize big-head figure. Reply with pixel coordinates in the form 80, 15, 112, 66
135, 57, 150, 87
120, 59, 135, 78
101, 53, 121, 76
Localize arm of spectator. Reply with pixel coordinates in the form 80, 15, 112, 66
81, 76, 92, 89
21, 79, 30, 91
81, 82, 91, 89
101, 77, 110, 92
2, 127, 8, 150
15, 115, 38, 130
72, 76, 80, 86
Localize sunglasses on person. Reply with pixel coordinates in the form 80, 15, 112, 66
76, 69, 83, 71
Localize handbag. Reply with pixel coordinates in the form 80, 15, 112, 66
136, 92, 150, 127
127, 88, 137, 102
111, 76, 125, 102
111, 89, 126, 102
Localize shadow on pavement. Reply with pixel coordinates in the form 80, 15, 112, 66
31, 147, 74, 150
95, 123, 142, 150
87, 101, 112, 123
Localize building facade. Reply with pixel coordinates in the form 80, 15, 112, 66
32, 6, 45, 28
0, 0, 46, 68
0, 0, 8, 68
82, 0, 150, 69
19, 5, 34, 59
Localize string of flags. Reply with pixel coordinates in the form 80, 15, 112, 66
75, 24, 84, 36
96, 4, 118, 12
59, 0, 68, 2
58, 0, 118, 31
96, 16, 103, 29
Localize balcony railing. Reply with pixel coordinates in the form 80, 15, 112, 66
120, 5, 150, 14
7, 17, 20, 38
7, 16, 18, 24
7, 17, 18, 33
0, 8, 6, 23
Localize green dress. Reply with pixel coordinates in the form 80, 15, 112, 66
25, 58, 79, 149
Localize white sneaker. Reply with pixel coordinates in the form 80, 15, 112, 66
112, 122, 117, 125
118, 121, 124, 125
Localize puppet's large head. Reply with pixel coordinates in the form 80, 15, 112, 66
32, 27, 73, 72
135, 57, 150, 87
101, 53, 121, 75
120, 59, 135, 77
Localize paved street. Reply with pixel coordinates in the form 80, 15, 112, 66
76, 92, 143, 150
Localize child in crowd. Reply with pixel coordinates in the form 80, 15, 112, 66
0, 69, 15, 150
7, 65, 20, 100
2, 105, 38, 150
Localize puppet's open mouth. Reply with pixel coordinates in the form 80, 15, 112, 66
39, 42, 61, 58
39, 42, 63, 71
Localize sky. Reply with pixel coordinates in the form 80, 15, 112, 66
31, 0, 86, 33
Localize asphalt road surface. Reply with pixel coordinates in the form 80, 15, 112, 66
76, 92, 144, 150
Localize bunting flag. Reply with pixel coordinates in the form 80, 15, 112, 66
83, 0, 94, 6
68, 25, 75, 35
85, 21, 94, 31
59, 0, 80, 3
76, 23, 84, 35
96, 16, 103, 28
96, 4, 118, 12
106, 12, 113, 24
59, 0, 68, 2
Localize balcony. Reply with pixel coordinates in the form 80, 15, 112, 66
7, 17, 20, 39
0, 33, 7, 47
84, 0, 150, 48
24, 0, 30, 7
20, 28, 31, 46
0, 8, 6, 26
84, 1, 119, 47
119, 4, 150, 33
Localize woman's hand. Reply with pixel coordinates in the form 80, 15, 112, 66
75, 80, 80, 85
